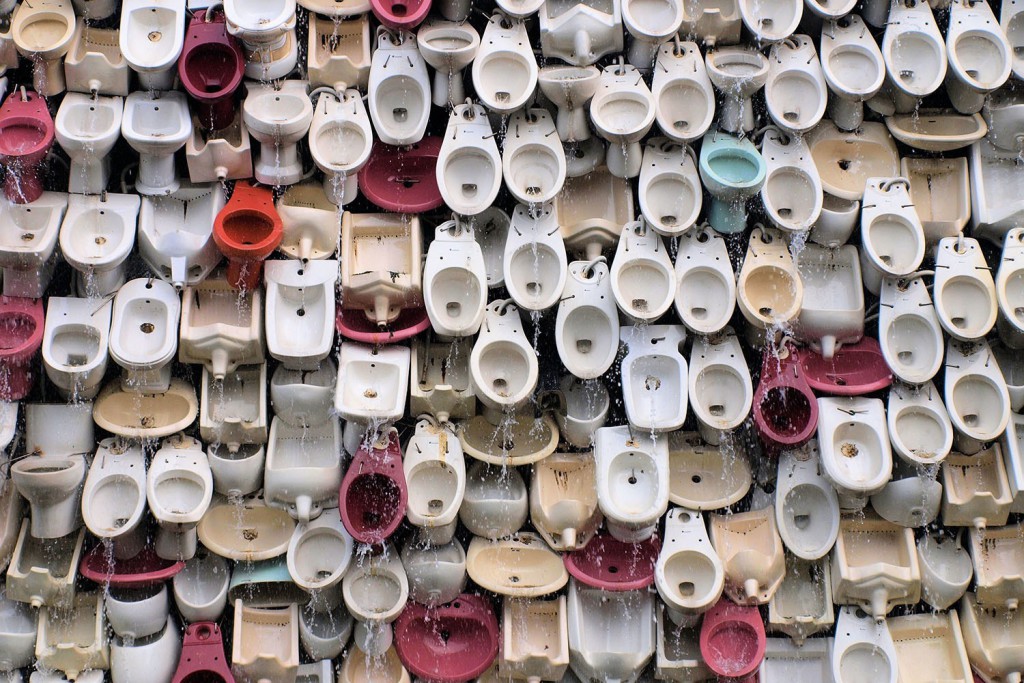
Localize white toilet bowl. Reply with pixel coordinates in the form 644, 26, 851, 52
0, 590, 37, 672
887, 380, 953, 466
11, 453, 86, 539
368, 29, 430, 146
460, 460, 528, 539
916, 531, 972, 610
934, 235, 998, 341
621, 0, 683, 67
766, 35, 826, 134
651, 41, 715, 143
287, 514, 354, 610
308, 89, 373, 206
342, 546, 408, 656
877, 275, 944, 385
473, 12, 537, 114
469, 300, 538, 416
739, 0, 801, 43
108, 277, 180, 392
138, 182, 226, 290
110, 615, 180, 683
42, 296, 111, 400
264, 259, 337, 370
54, 93, 123, 195
242, 80, 313, 187
610, 220, 675, 323
538, 64, 601, 142
706, 46, 769, 134
502, 108, 566, 206
10, 0, 75, 96
760, 127, 824, 235
944, 338, 1012, 453
1003, 0, 1024, 80
589, 62, 656, 178
553, 375, 610, 450
146, 434, 214, 560
775, 444, 840, 561
437, 102, 502, 217
403, 419, 465, 545
423, 221, 487, 338
105, 584, 169, 640
416, 20, 480, 107
619, 324, 688, 432
555, 259, 619, 380
831, 606, 898, 683
859, 177, 926, 295
81, 438, 146, 559
816, 396, 893, 509
998, 227, 1024, 349
945, 0, 1011, 114
795, 243, 864, 359
688, 328, 752, 445
638, 138, 702, 237
59, 192, 139, 297
655, 507, 724, 623
871, 459, 942, 527
121, 90, 192, 195
820, 14, 886, 130
674, 225, 736, 336
503, 203, 568, 312
119, 0, 186, 89
882, 0, 947, 105
594, 425, 669, 542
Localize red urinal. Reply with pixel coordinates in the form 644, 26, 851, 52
0, 297, 43, 400
564, 533, 660, 591
0, 89, 54, 203
796, 336, 893, 396
359, 138, 443, 213
212, 181, 283, 291
395, 594, 499, 682
339, 428, 408, 545
371, 0, 431, 30
752, 342, 818, 454
171, 622, 235, 683
80, 545, 185, 587
178, 8, 245, 131
699, 598, 766, 681
335, 306, 431, 345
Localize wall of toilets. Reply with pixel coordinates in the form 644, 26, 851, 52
0, 0, 1023, 680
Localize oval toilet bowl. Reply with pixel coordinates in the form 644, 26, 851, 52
342, 546, 408, 655
555, 260, 619, 380
146, 434, 214, 561
820, 14, 886, 130
882, 0, 947, 102
81, 438, 146, 559
423, 221, 487, 339
651, 41, 715, 143
503, 203, 567, 312
699, 598, 766, 680
917, 531, 973, 610
998, 228, 1024, 348
553, 375, 610, 450
11, 453, 85, 539
264, 415, 342, 523
878, 275, 945, 385
752, 342, 819, 452
11, 0, 75, 95
212, 181, 283, 291
944, 338, 1012, 452
538, 64, 601, 142
105, 583, 169, 640
459, 460, 528, 539
589, 62, 657, 178
471, 208, 509, 288
705, 46, 769, 136
42, 296, 111, 400
565, 532, 659, 591
502, 108, 566, 205
395, 594, 499, 681
610, 219, 675, 323
300, 605, 354, 660
469, 300, 537, 414
308, 89, 374, 206
639, 137, 702, 237
674, 225, 735, 335
178, 8, 244, 131
887, 380, 953, 466
173, 551, 230, 623
621, 0, 683, 67
240, 80, 312, 187
286, 513, 354, 608
368, 29, 430, 146
437, 102, 502, 216
775, 444, 840, 560
263, 258, 337, 370
737, 225, 803, 329
118, 0, 186, 88
655, 507, 724, 620
416, 20, 480, 107
995, 339, 1024, 412
934, 235, 998, 341
859, 177, 926, 295
945, 0, 1012, 114
594, 425, 670, 542
831, 606, 898, 683
54, 92, 123, 195
401, 538, 467, 606
816, 396, 893, 504
760, 127, 824, 234
766, 35, 826, 134
1003, 0, 1024, 80
806, 0, 857, 19
58, 193, 140, 298
472, 13, 537, 115
699, 129, 767, 234
403, 419, 465, 545
619, 324, 688, 432
107, 277, 180, 392
121, 90, 192, 195
688, 328, 752, 444
339, 428, 408, 546
0, 89, 55, 204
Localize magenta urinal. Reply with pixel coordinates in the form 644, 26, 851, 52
699, 598, 766, 681
564, 533, 661, 591
80, 545, 185, 588
358, 138, 443, 213
796, 336, 893, 396
340, 429, 409, 546
752, 342, 818, 453
371, 0, 431, 30
171, 622, 235, 683
395, 593, 499, 682
336, 306, 431, 345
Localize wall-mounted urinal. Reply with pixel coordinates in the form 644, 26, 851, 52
286, 514, 353, 611
890, 611, 974, 682
970, 522, 1024, 611
887, 380, 953, 468
816, 397, 892, 510
460, 460, 528, 539
553, 376, 610, 449
408, 337, 474, 424
503, 204, 567, 312
933, 235, 998, 341
275, 184, 337, 263
699, 129, 767, 234
971, 136, 1024, 244
831, 606, 898, 683
179, 277, 264, 380
184, 111, 253, 184
530, 451, 601, 551
11, 445, 86, 540
760, 128, 823, 235
589, 61, 656, 178
638, 138, 701, 238
0, 589, 38, 673
121, 90, 192, 196
339, 428, 408, 545
1004, 413, 1024, 513
230, 601, 299, 683
339, 648, 410, 683
366, 29, 429, 147
705, 46, 769, 135
831, 512, 921, 619
808, 121, 900, 201
118, 0, 185, 89
767, 556, 834, 644
794, 244, 863, 360
539, 0, 622, 66
610, 219, 675, 323
64, 21, 128, 96
264, 416, 341, 524
80, 438, 145, 560
208, 439, 265, 498
900, 157, 971, 247
619, 325, 688, 432
810, 192, 861, 248
339, 212, 422, 327
775, 444, 840, 560
308, 90, 373, 207
859, 177, 925, 295
263, 259, 336, 370
108, 277, 180, 393
651, 41, 714, 143
917, 531, 972, 610
594, 426, 669, 542
225, 1, 298, 81
197, 492, 295, 563
466, 532, 568, 598
468, 300, 537, 418
10, 0, 75, 96
147, 434, 213, 561
0, 193, 66, 297
241, 82, 312, 189
105, 584, 170, 640
555, 166, 633, 259
41, 296, 111, 401
737, 225, 803, 330
710, 506, 786, 605
877, 276, 943, 385
765, 36, 825, 135
945, 0, 1011, 114
173, 551, 230, 623
394, 594, 498, 681
59, 193, 139, 298
343, 546, 408, 656
667, 431, 751, 511
402, 419, 464, 545
699, 598, 766, 680
35, 592, 108, 679
300, 604, 354, 661
201, 361, 268, 451
673, 225, 735, 336
882, 0, 946, 109
760, 637, 832, 681
555, 259, 619, 380
819, 15, 886, 130
945, 338, 1012, 454
437, 102, 502, 217
538, 64, 600, 143
960, 591, 1024, 683
308, 13, 371, 98
6, 521, 83, 607
502, 109, 566, 206
138, 183, 225, 290
942, 446, 1013, 529
677, 0, 740, 45
54, 93, 122, 196
655, 507, 724, 625
566, 578, 655, 683
498, 596, 569, 682
688, 328, 752, 444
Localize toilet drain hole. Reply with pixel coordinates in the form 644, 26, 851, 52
964, 413, 979, 426
673, 120, 689, 131
951, 316, 966, 328
363, 389, 378, 398
462, 183, 478, 197
392, 107, 408, 122
446, 301, 462, 316
95, 236, 107, 245
837, 159, 852, 171
678, 581, 695, 597
644, 376, 661, 391
149, 31, 162, 42
576, 339, 592, 354
709, 404, 725, 417
492, 377, 509, 395
632, 298, 649, 312
661, 215, 678, 226
794, 514, 811, 530
840, 442, 859, 458
140, 323, 154, 334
